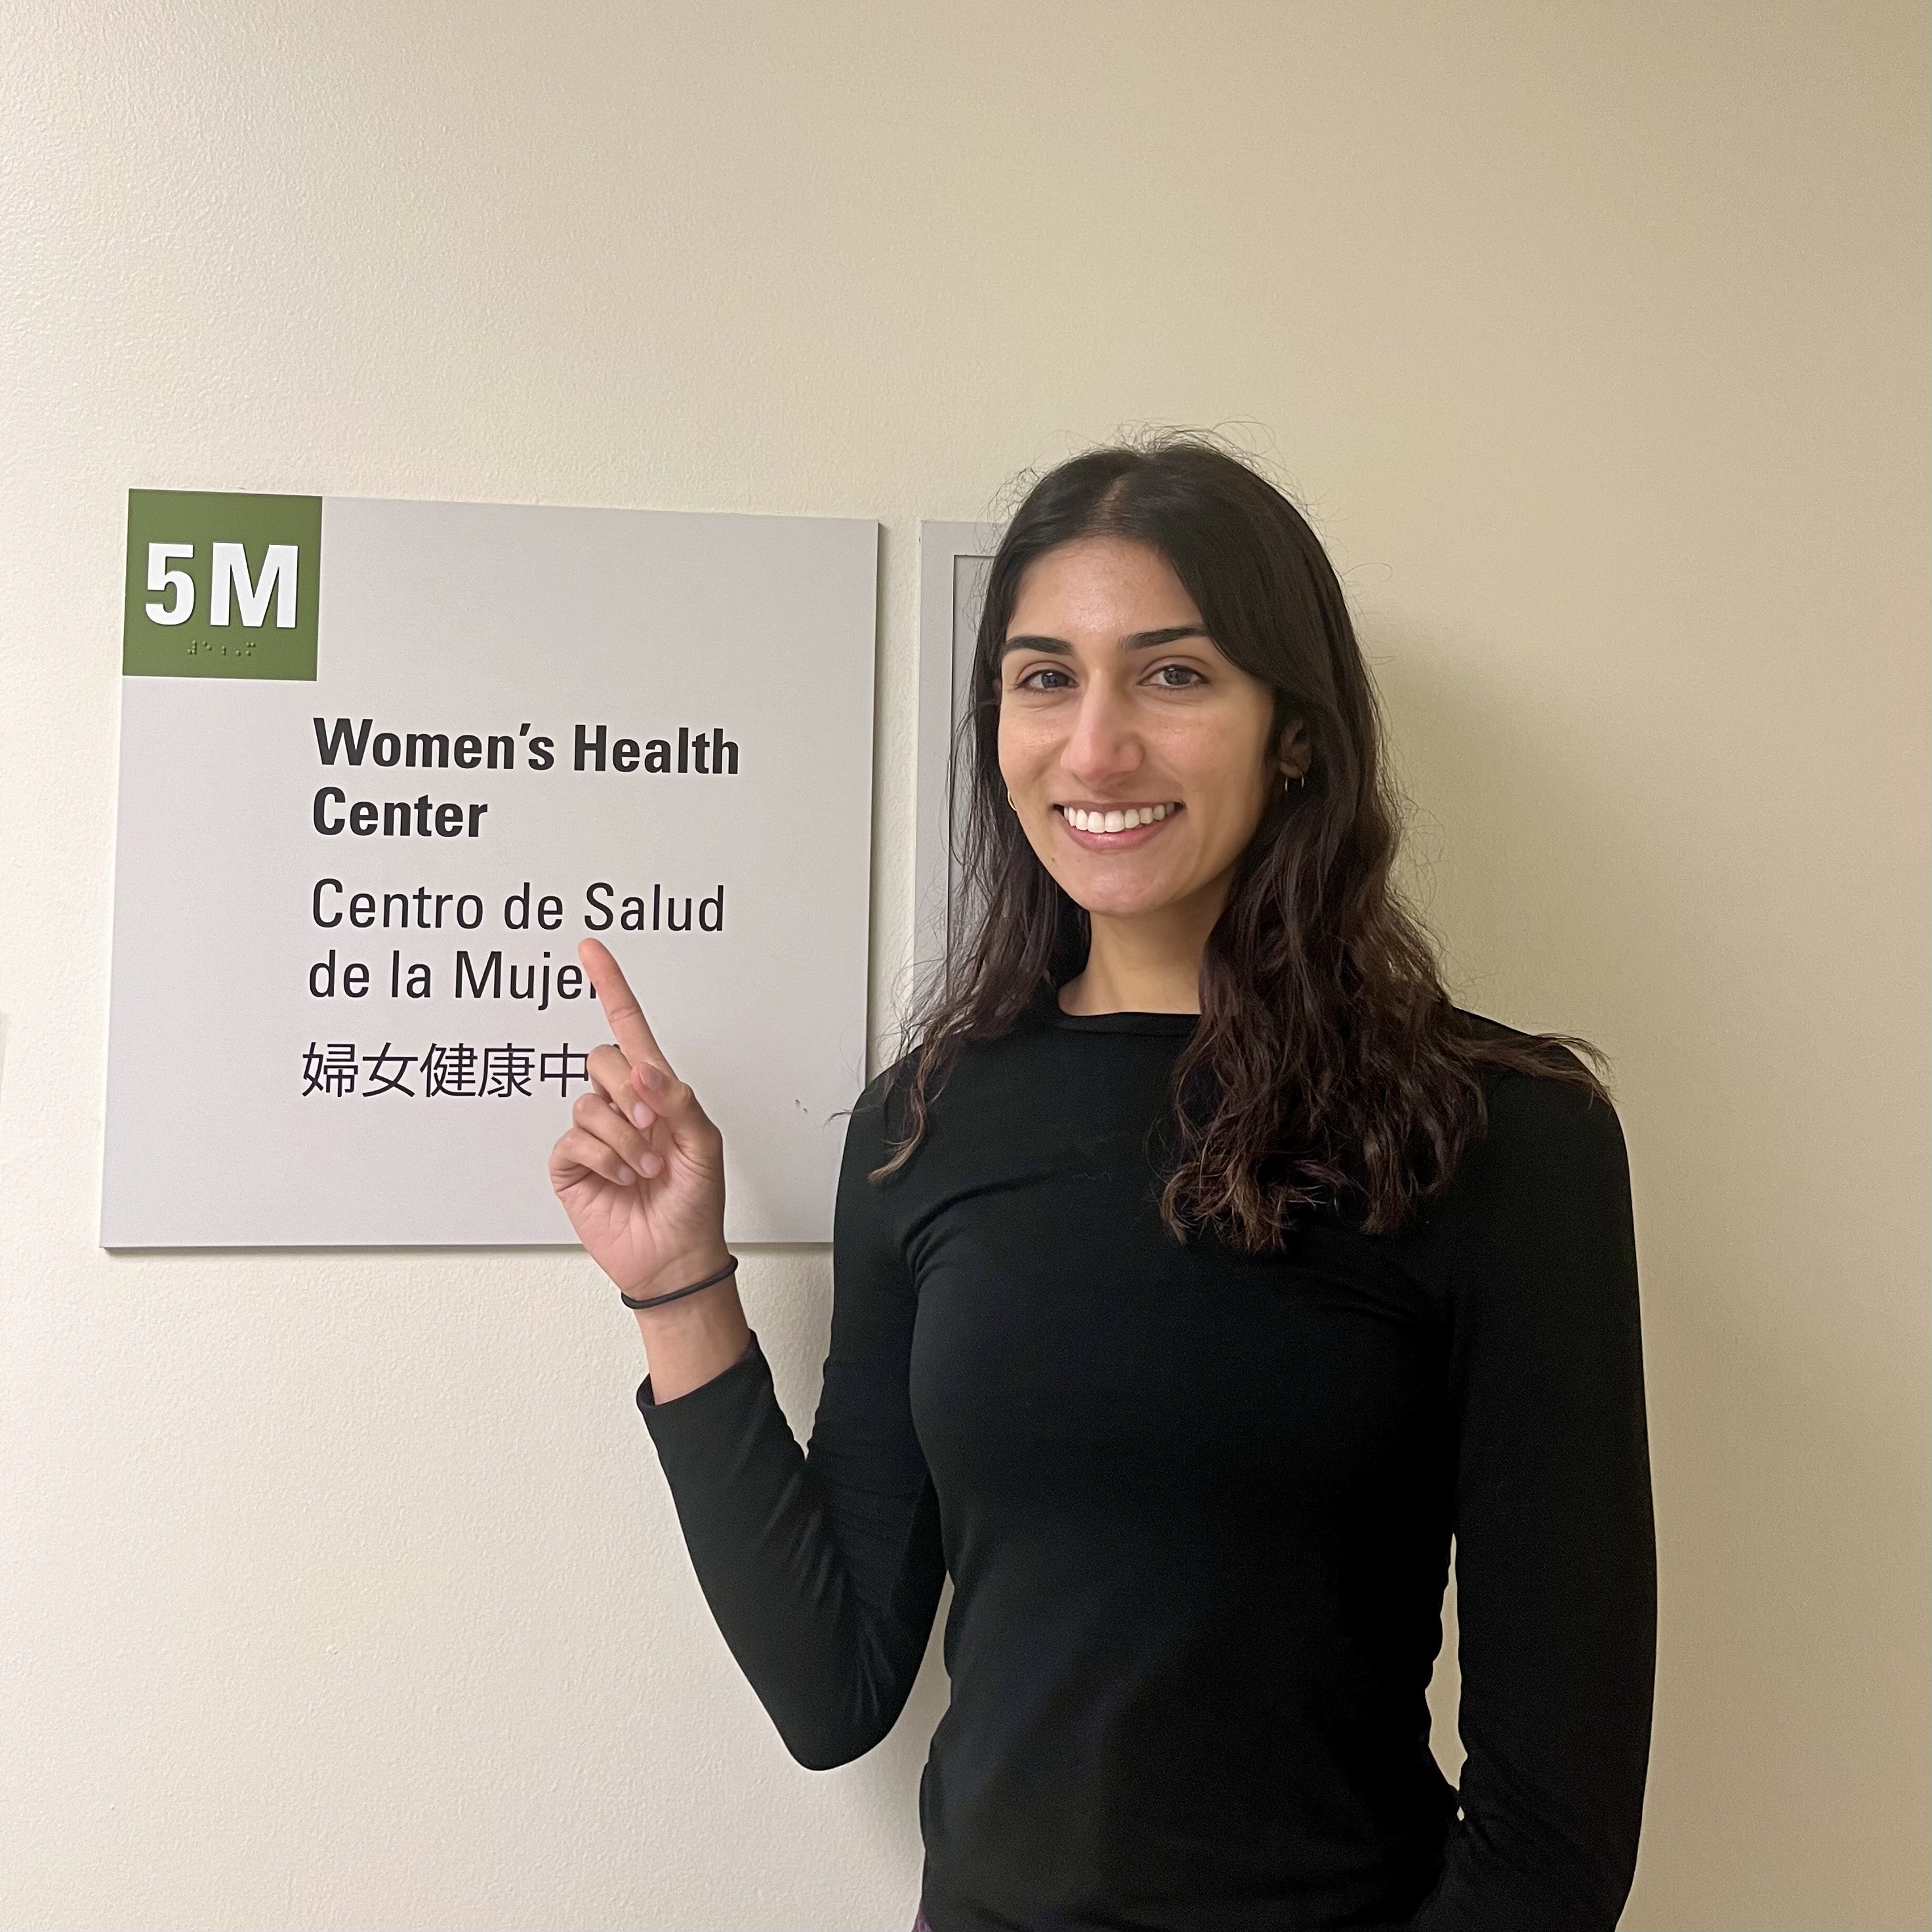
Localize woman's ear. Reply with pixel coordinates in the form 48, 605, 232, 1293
1275, 718, 1312, 785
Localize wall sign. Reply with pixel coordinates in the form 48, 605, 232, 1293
103, 491, 878, 1246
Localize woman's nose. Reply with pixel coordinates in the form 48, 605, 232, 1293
1063, 682, 1143, 785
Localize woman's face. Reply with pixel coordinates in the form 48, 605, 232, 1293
997, 535, 1304, 926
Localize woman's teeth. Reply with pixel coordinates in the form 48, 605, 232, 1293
1058, 803, 1178, 833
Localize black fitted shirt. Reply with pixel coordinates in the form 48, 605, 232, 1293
637, 987, 1656, 1931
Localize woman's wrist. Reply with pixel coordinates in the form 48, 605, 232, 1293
633, 1271, 752, 1403
630, 1273, 743, 1336
620, 1239, 735, 1307
620, 1250, 737, 1311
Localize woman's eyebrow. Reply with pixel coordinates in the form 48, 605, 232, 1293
998, 625, 1211, 661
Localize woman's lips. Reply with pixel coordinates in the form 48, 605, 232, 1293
1052, 802, 1182, 850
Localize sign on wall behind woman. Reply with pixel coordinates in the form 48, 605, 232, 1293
103, 491, 877, 1246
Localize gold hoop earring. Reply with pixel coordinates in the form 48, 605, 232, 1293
1007, 792, 1016, 808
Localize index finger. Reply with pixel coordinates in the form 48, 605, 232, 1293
579, 938, 676, 1079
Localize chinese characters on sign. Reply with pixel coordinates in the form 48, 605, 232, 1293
298, 1041, 592, 1100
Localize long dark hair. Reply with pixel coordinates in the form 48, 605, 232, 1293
876, 433, 1611, 1250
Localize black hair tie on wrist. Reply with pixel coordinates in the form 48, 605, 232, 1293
621, 1254, 739, 1311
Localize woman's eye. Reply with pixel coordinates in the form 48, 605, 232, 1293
1151, 663, 1206, 688
1015, 665, 1073, 691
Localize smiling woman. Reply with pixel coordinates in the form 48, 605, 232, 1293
555, 434, 1658, 1932
995, 533, 1308, 1018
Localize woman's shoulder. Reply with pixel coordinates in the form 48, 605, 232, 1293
855, 989, 1071, 1107
848, 1031, 1019, 1126
1448, 1001, 1563, 1055
853, 1049, 916, 1119
1441, 1004, 1629, 1197
842, 1004, 1088, 1182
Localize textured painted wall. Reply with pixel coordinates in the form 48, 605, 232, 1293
2, 4, 1925, 1927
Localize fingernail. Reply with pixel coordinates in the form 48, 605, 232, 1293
642, 1063, 665, 1091
613, 1165, 634, 1187
631, 1103, 652, 1129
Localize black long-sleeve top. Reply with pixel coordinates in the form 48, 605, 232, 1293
637, 987, 1657, 1931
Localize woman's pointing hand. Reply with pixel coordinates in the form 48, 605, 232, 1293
548, 937, 733, 1309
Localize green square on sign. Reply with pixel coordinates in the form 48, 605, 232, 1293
123, 489, 323, 680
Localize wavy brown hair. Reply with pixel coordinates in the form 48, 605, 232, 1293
874, 434, 1611, 1250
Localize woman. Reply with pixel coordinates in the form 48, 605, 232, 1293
548, 437, 1658, 1932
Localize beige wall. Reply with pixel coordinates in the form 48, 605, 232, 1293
2, 3, 1925, 1927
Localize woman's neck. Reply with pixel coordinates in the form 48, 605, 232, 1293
1056, 887, 1227, 1016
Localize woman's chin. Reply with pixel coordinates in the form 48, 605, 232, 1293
1060, 876, 1195, 922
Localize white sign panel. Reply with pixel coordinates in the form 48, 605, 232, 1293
103, 491, 877, 1247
